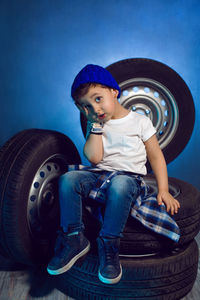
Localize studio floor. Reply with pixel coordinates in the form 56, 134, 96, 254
0, 234, 199, 300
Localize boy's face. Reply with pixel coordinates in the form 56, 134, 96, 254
75, 85, 119, 123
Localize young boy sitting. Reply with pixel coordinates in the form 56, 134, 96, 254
47, 64, 180, 284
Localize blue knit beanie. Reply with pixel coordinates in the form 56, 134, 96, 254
71, 64, 121, 99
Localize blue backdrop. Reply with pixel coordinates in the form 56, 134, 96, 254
0, 0, 200, 189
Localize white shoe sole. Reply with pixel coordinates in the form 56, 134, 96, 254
47, 242, 90, 275
98, 264, 122, 284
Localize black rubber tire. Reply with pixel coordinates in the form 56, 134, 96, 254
80, 58, 195, 165
57, 239, 199, 300
0, 129, 81, 265
83, 174, 200, 255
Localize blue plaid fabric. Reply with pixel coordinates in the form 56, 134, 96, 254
67, 165, 180, 242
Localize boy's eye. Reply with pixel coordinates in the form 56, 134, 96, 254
95, 97, 101, 103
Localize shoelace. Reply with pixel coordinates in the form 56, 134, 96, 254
104, 242, 118, 265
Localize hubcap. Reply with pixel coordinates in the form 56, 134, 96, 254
119, 78, 179, 150
28, 159, 64, 240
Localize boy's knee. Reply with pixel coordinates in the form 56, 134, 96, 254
108, 175, 139, 198
109, 176, 133, 192
59, 171, 78, 189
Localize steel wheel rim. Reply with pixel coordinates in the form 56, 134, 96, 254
27, 155, 66, 240
119, 78, 179, 149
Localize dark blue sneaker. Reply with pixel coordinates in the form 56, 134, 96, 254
47, 231, 90, 275
97, 236, 122, 284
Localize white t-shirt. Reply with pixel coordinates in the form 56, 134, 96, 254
95, 111, 156, 175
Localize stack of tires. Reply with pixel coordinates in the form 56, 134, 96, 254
0, 59, 199, 299
61, 59, 200, 300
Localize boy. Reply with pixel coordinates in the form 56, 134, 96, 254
47, 64, 180, 284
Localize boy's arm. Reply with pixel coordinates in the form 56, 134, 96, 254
84, 132, 104, 164
144, 134, 180, 215
76, 105, 104, 165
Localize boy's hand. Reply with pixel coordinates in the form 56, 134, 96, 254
75, 103, 90, 119
157, 191, 180, 215
76, 103, 100, 122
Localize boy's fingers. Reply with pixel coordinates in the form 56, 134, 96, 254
157, 195, 180, 215
75, 103, 83, 111
157, 195, 162, 205
172, 200, 180, 214
83, 107, 88, 115
170, 205, 175, 215
166, 203, 170, 212
75, 103, 89, 117
171, 200, 180, 215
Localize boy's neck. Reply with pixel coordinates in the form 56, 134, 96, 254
111, 101, 129, 120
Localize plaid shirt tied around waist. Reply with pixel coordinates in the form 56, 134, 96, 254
68, 165, 180, 242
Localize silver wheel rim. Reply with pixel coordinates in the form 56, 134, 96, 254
27, 155, 65, 240
119, 78, 179, 149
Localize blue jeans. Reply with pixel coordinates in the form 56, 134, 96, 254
59, 170, 141, 238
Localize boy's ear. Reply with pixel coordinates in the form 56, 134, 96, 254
111, 89, 119, 98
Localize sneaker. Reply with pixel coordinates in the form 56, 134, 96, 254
97, 236, 122, 284
47, 230, 90, 275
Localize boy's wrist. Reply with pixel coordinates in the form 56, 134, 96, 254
90, 122, 104, 134
158, 187, 169, 194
